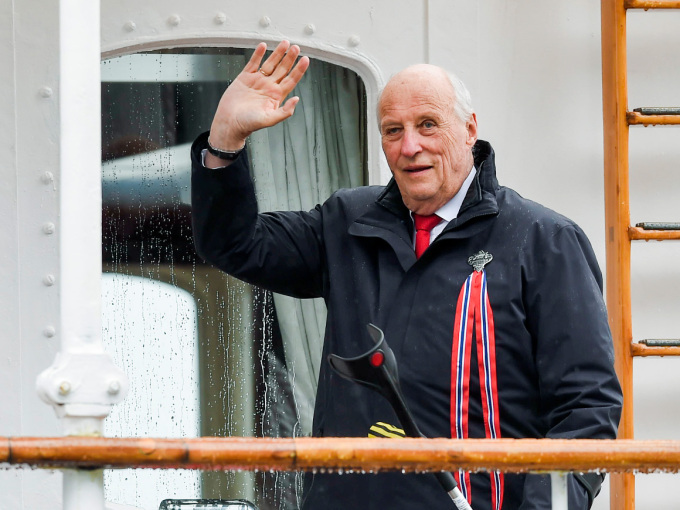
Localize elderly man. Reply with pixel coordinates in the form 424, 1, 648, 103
191, 41, 622, 510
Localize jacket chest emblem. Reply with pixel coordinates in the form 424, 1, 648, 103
467, 250, 493, 272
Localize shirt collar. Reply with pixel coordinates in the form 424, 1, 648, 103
409, 166, 477, 222
436, 166, 477, 221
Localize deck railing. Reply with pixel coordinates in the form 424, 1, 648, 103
4, 436, 680, 473
5, 436, 680, 509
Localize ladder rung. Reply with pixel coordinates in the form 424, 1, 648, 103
634, 107, 680, 115
627, 111, 680, 126
636, 222, 680, 230
629, 226, 680, 240
625, 0, 680, 9
632, 341, 680, 357
639, 339, 680, 347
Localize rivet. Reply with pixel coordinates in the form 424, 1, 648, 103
168, 14, 181, 27
43, 326, 56, 338
43, 274, 56, 287
214, 12, 228, 25
39, 87, 53, 98
58, 381, 71, 396
304, 24, 316, 35
108, 380, 121, 395
348, 35, 361, 47
43, 222, 55, 235
124, 20, 136, 32
259, 16, 271, 28
41, 171, 54, 184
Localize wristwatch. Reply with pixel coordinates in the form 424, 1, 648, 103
207, 136, 245, 160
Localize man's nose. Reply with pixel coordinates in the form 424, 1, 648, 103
400, 130, 422, 158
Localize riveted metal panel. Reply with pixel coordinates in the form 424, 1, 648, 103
1, 0, 63, 507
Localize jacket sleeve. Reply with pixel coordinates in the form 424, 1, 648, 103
519, 223, 623, 509
191, 131, 327, 299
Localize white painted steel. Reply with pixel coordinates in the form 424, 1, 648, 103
551, 472, 569, 510
2, 0, 64, 506
60, 416, 106, 510
36, 0, 128, 416
63, 470, 106, 510
56, 1, 107, 509
58, 0, 102, 355
34, 1, 127, 509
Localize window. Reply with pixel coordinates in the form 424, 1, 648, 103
101, 47, 367, 509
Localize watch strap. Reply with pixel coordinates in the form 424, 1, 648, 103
207, 136, 245, 160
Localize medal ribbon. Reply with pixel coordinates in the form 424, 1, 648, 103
450, 269, 504, 510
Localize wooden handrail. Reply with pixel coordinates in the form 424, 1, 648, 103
625, 0, 680, 8
627, 112, 680, 126
631, 344, 680, 356
4, 437, 680, 474
628, 227, 680, 240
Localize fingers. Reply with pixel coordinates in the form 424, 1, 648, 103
243, 42, 268, 73
245, 41, 308, 90
280, 55, 310, 94
270, 44, 300, 82
258, 40, 291, 76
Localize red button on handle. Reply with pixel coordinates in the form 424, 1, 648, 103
369, 351, 384, 367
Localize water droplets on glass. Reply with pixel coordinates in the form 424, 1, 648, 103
101, 47, 366, 510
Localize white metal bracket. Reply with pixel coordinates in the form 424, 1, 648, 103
36, 352, 128, 422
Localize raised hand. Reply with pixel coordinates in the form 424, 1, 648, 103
208, 40, 310, 154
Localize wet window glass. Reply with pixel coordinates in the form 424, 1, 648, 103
101, 48, 367, 510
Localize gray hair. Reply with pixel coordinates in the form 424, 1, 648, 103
446, 71, 474, 124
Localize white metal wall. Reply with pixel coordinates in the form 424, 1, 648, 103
1, 0, 64, 507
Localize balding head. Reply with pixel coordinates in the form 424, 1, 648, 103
378, 64, 474, 126
377, 63, 478, 215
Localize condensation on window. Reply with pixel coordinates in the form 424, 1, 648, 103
101, 47, 367, 510
102, 273, 202, 509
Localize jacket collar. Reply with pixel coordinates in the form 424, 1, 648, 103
376, 139, 498, 215
348, 140, 500, 271
373, 139, 499, 229
441, 139, 499, 233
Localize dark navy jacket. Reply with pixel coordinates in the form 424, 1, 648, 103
191, 132, 622, 510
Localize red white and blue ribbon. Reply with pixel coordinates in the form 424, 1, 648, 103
450, 268, 504, 510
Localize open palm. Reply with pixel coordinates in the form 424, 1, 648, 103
209, 41, 310, 150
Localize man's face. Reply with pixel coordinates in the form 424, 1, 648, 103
379, 68, 477, 215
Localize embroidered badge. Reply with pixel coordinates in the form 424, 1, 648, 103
467, 250, 493, 272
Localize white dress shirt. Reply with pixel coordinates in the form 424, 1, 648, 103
410, 166, 477, 248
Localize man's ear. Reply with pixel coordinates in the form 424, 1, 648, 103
466, 112, 478, 146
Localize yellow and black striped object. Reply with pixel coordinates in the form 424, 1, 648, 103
368, 421, 406, 438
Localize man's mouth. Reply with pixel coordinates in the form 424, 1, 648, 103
403, 165, 432, 173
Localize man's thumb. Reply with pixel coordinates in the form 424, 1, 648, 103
281, 96, 300, 117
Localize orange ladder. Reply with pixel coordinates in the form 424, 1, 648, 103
600, 1, 680, 509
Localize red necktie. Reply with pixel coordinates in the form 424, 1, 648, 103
413, 214, 441, 259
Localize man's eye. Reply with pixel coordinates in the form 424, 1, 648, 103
384, 127, 400, 135
422, 121, 436, 129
